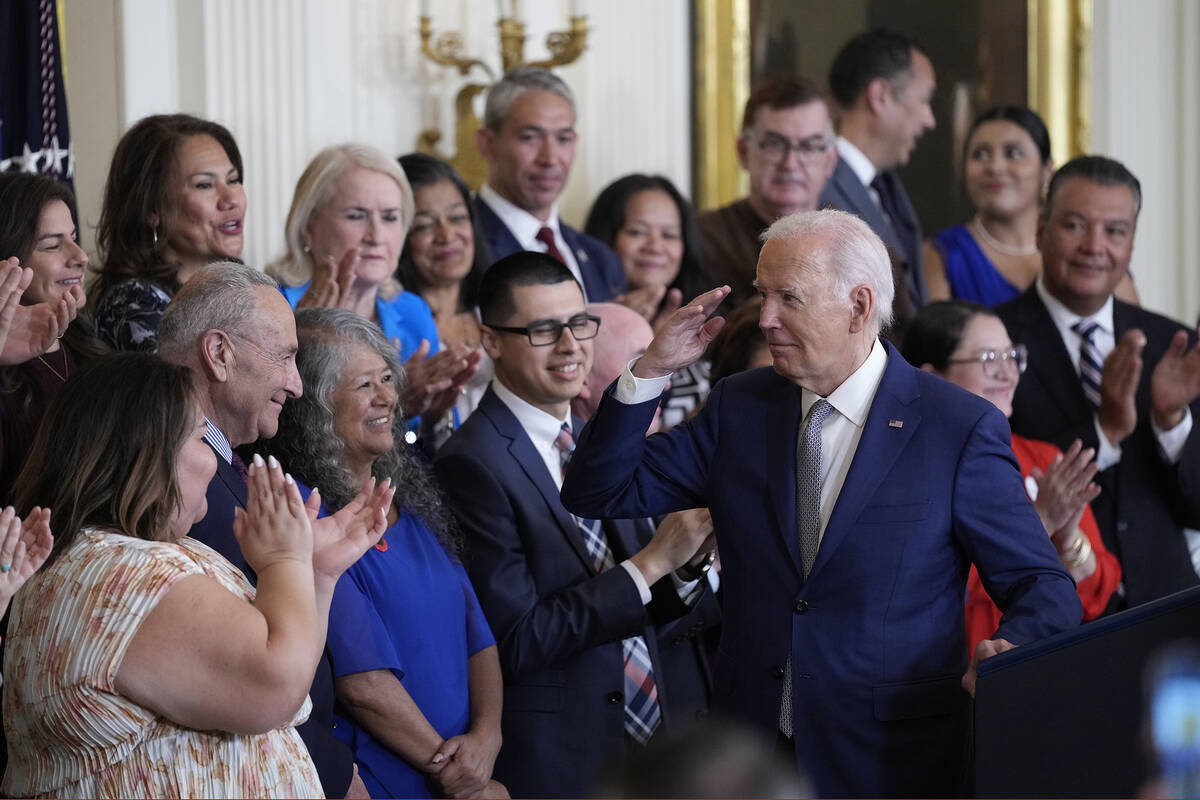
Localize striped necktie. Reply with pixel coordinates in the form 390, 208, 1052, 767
553, 421, 661, 743
1072, 319, 1104, 410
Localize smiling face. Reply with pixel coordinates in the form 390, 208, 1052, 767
160, 134, 246, 277
483, 279, 592, 418
965, 120, 1051, 218
1037, 177, 1137, 317
407, 178, 475, 288
478, 90, 577, 221
878, 50, 936, 169
306, 168, 408, 288
738, 100, 837, 220
170, 405, 219, 539
939, 313, 1019, 418
332, 341, 397, 476
614, 188, 685, 290
218, 287, 303, 446
24, 199, 87, 305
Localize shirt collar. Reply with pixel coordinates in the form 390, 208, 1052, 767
801, 338, 888, 427
836, 136, 877, 188
1034, 275, 1115, 336
204, 418, 233, 464
479, 183, 562, 250
491, 377, 571, 451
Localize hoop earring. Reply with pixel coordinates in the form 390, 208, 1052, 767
152, 226, 159, 247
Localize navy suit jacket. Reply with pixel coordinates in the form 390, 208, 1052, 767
561, 342, 1081, 798
819, 155, 927, 309
998, 288, 1200, 607
434, 388, 717, 798
473, 195, 627, 302
188, 445, 355, 799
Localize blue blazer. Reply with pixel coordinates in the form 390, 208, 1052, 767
473, 196, 627, 303
820, 155, 927, 308
435, 388, 717, 798
998, 287, 1200, 607
561, 342, 1081, 797
188, 446, 355, 799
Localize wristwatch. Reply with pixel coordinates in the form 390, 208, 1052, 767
676, 549, 716, 582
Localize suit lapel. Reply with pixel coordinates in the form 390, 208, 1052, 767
812, 345, 920, 580
473, 196, 522, 260
478, 390, 599, 573
208, 442, 248, 509
765, 379, 805, 573
1012, 289, 1090, 419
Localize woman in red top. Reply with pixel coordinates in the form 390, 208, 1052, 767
903, 300, 1121, 653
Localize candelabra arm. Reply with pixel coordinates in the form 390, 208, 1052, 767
525, 17, 589, 69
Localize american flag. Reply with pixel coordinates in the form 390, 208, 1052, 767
0, 0, 73, 180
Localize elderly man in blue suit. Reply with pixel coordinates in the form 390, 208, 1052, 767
473, 66, 627, 304
561, 209, 1082, 797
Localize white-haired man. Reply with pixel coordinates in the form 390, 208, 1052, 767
562, 209, 1081, 797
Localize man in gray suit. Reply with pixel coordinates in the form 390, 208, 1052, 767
819, 28, 936, 315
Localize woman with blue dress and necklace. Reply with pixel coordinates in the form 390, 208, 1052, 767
923, 105, 1139, 307
259, 308, 506, 799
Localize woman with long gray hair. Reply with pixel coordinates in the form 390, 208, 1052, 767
260, 308, 506, 799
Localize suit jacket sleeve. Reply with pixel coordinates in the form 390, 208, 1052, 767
952, 408, 1083, 644
435, 450, 655, 682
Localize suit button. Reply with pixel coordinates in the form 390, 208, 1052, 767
607, 691, 623, 704
793, 600, 809, 614
771, 664, 785, 679
1117, 519, 1130, 532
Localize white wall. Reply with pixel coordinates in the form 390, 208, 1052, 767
1092, 0, 1200, 326
63, 0, 693, 271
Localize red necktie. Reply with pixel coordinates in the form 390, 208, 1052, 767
536, 225, 566, 264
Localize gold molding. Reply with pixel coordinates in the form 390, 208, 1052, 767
1027, 0, 1092, 164
693, 0, 749, 210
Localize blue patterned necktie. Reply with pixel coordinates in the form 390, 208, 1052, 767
781, 398, 834, 738
1072, 319, 1104, 411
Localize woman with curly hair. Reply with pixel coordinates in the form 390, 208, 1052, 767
260, 308, 506, 799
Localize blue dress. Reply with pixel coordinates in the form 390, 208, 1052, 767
312, 493, 495, 799
280, 282, 440, 361
930, 224, 1022, 307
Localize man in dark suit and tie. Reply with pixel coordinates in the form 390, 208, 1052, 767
997, 155, 1200, 609
434, 252, 718, 798
158, 262, 366, 799
561, 209, 1081, 797
819, 28, 936, 315
473, 66, 626, 304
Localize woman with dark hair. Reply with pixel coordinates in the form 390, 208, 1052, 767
397, 152, 494, 426
90, 113, 247, 351
585, 174, 715, 429
924, 105, 1136, 306
3, 352, 391, 798
260, 308, 505, 800
902, 300, 1121, 653
0, 172, 107, 501
706, 296, 771, 388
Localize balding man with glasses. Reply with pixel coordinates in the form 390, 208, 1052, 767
698, 76, 838, 309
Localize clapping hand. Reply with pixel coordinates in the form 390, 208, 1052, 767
1031, 439, 1101, 546
401, 340, 481, 420
0, 257, 81, 366
0, 506, 54, 623
1151, 327, 1200, 431
233, 454, 314, 575
1097, 329, 1145, 445
632, 285, 731, 379
309, 477, 394, 581
296, 247, 359, 311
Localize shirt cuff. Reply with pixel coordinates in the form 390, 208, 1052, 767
1151, 406, 1193, 465
1093, 415, 1123, 471
620, 559, 653, 605
614, 358, 672, 405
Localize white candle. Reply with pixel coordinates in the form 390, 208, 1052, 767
496, 0, 506, 19
420, 0, 430, 17
570, 0, 585, 17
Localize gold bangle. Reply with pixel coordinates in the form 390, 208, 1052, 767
1061, 531, 1093, 569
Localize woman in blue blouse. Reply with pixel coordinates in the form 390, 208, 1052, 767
261, 308, 505, 799
268, 144, 478, 425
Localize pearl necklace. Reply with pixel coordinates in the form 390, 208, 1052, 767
971, 216, 1038, 258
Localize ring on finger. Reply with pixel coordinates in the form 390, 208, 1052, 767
1, 563, 9, 573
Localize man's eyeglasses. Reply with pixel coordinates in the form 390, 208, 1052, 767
488, 314, 602, 346
945, 344, 1028, 379
750, 132, 832, 164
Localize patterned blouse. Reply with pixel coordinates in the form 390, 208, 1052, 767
2, 530, 323, 799
92, 278, 174, 352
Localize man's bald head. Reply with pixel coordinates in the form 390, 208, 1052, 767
572, 302, 656, 426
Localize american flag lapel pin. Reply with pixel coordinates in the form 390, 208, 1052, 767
888, 419, 904, 429
577, 249, 589, 262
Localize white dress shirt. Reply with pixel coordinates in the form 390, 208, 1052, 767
477, 183, 587, 297
1034, 277, 1192, 469
490, 378, 653, 602
836, 136, 881, 208
204, 418, 234, 465
615, 338, 889, 549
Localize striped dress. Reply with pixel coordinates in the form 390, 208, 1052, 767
1, 530, 322, 799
